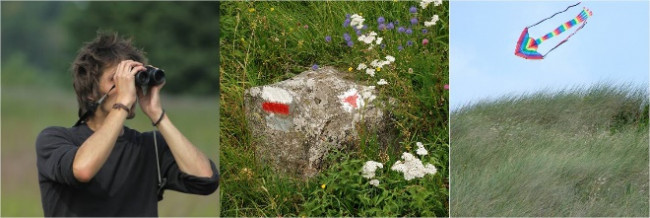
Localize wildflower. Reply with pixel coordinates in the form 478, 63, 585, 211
422, 38, 429, 46
375, 37, 383, 45
391, 152, 437, 181
355, 29, 362, 36
274, 37, 279, 42
321, 184, 326, 189
398, 45, 404, 51
348, 67, 353, 72
304, 25, 309, 29
444, 84, 449, 90
270, 7, 275, 12
410, 6, 417, 13
424, 15, 439, 27
385, 55, 395, 62
325, 35, 332, 42
343, 18, 351, 27
347, 41, 354, 47
343, 33, 351, 42
369, 179, 380, 187
410, 17, 418, 25
378, 23, 386, 31
365, 68, 376, 77
380, 44, 386, 49
377, 79, 388, 85
362, 24, 368, 30
358, 31, 377, 44
345, 14, 351, 19
408, 68, 414, 73
377, 16, 385, 24
407, 40, 414, 46
422, 28, 428, 34
420, 0, 443, 9
416, 142, 428, 156
311, 64, 318, 70
361, 160, 383, 179
357, 63, 367, 70
248, 8, 255, 13
406, 28, 413, 34
376, 67, 381, 72
387, 22, 395, 30
350, 14, 365, 30
240, 37, 245, 42
398, 26, 406, 33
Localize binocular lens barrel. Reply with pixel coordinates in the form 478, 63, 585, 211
135, 66, 165, 86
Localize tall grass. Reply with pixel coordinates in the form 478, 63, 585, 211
220, 1, 448, 216
451, 84, 649, 216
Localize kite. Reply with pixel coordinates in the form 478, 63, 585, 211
515, 2, 593, 60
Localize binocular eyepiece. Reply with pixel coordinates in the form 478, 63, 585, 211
135, 66, 165, 87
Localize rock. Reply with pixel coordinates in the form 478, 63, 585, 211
244, 66, 395, 178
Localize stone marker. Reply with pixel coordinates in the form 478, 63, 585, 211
244, 66, 395, 178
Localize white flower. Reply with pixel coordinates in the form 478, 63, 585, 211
385, 55, 395, 63
391, 152, 437, 181
369, 59, 380, 68
377, 79, 388, 85
369, 179, 380, 187
358, 31, 377, 44
365, 68, 376, 77
420, 0, 442, 9
416, 142, 428, 156
350, 14, 365, 30
357, 63, 367, 70
424, 15, 439, 27
375, 37, 383, 45
361, 160, 383, 179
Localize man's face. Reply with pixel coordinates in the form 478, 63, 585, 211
98, 63, 137, 119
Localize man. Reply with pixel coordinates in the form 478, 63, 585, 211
35, 32, 219, 216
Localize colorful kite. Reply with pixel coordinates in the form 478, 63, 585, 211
515, 2, 593, 60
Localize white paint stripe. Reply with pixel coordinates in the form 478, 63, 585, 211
261, 86, 293, 104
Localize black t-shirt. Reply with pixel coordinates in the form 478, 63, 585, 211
35, 123, 219, 217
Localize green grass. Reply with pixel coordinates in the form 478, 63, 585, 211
450, 84, 649, 216
1, 85, 219, 217
220, 1, 448, 216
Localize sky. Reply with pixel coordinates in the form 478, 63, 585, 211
450, 1, 650, 110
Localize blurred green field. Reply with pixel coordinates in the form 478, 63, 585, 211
1, 85, 219, 217
220, 1, 448, 216
451, 84, 649, 216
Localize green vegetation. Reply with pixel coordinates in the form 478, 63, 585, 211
220, 1, 448, 216
451, 84, 649, 216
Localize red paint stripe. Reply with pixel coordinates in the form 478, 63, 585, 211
344, 93, 358, 108
262, 102, 290, 115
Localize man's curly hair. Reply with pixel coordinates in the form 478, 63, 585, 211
71, 32, 147, 119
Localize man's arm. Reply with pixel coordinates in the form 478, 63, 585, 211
155, 114, 213, 178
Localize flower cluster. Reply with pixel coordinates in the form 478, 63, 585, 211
420, 0, 443, 9
391, 149, 437, 181
361, 160, 384, 187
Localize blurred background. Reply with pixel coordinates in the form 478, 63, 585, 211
1, 1, 220, 216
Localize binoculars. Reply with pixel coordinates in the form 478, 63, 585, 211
135, 66, 165, 86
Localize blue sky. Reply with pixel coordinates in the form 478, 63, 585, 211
450, 1, 649, 110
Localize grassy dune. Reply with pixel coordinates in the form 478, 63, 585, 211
1, 86, 219, 217
451, 84, 649, 216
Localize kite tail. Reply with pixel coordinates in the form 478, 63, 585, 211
527, 2, 581, 28
536, 7, 593, 45
543, 21, 588, 58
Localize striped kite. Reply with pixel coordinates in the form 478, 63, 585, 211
515, 2, 593, 60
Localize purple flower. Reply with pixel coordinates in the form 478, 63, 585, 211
343, 18, 351, 27
346, 14, 351, 19
410, 17, 418, 25
409, 6, 417, 13
377, 16, 385, 24
362, 24, 368, 30
312, 64, 319, 70
422, 28, 428, 34
395, 20, 399, 25
398, 26, 406, 33
347, 41, 354, 47
398, 45, 404, 51
355, 29, 362, 36
325, 36, 331, 42
343, 33, 351, 42
378, 24, 386, 31
407, 40, 413, 46
380, 44, 386, 49
387, 22, 395, 30
406, 28, 413, 34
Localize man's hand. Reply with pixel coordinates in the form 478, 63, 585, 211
137, 66, 165, 122
114, 60, 145, 108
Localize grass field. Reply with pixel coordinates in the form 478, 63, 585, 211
220, 1, 448, 216
1, 85, 219, 216
450, 84, 649, 216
